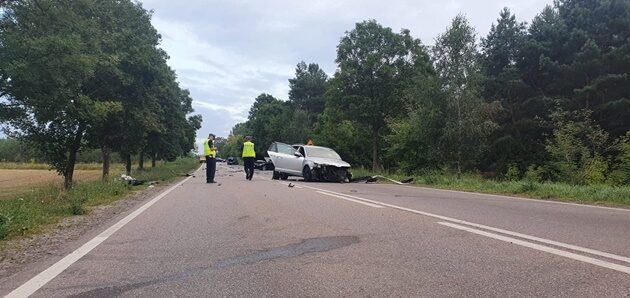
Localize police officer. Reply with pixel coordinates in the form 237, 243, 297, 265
241, 136, 256, 180
203, 133, 217, 183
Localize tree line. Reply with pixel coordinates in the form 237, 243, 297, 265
224, 0, 630, 186
0, 0, 201, 188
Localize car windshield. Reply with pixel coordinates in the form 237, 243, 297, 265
305, 147, 341, 159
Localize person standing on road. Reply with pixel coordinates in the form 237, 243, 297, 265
203, 133, 217, 183
241, 136, 256, 181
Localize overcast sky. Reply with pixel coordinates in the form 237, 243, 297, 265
138, 0, 553, 150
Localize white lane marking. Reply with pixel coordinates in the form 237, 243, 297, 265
5, 169, 199, 298
315, 191, 384, 208
438, 222, 630, 275
385, 184, 630, 213
294, 184, 630, 265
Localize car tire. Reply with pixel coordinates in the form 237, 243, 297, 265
272, 171, 280, 180
302, 166, 313, 182
280, 173, 288, 180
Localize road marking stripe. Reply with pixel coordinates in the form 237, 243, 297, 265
438, 222, 630, 275
294, 184, 630, 265
386, 184, 630, 213
315, 191, 384, 208
5, 170, 198, 298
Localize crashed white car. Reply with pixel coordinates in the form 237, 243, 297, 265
267, 142, 352, 182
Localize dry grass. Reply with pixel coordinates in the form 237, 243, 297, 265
0, 169, 102, 199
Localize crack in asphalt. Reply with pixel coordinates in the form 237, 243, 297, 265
68, 235, 360, 297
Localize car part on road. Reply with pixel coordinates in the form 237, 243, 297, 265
351, 175, 414, 185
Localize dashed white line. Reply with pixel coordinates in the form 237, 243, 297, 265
293, 183, 630, 266
438, 221, 630, 275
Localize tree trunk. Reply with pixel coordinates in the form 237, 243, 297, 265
138, 150, 144, 171
125, 153, 132, 176
371, 128, 380, 172
102, 145, 111, 180
64, 125, 85, 189
151, 153, 157, 168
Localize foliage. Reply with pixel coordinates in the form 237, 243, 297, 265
330, 20, 432, 170
0, 0, 201, 186
432, 14, 496, 176
545, 109, 610, 185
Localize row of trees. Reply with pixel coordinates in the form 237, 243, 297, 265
0, 0, 201, 188
225, 0, 630, 186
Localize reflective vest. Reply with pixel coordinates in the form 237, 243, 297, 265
242, 141, 255, 157
203, 139, 216, 157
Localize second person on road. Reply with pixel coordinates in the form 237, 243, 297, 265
241, 136, 256, 181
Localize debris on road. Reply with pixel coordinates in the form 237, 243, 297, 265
288, 183, 295, 188
351, 175, 414, 185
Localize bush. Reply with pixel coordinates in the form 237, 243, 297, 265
524, 165, 543, 182
504, 162, 520, 181
0, 213, 11, 240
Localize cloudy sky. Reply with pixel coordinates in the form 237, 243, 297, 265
137, 0, 553, 149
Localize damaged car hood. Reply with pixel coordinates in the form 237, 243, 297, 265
307, 157, 351, 168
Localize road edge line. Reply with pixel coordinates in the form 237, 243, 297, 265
4, 169, 197, 298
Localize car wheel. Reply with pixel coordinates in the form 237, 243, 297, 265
302, 166, 312, 182
280, 173, 289, 180
272, 171, 280, 180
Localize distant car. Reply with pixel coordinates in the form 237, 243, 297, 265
227, 157, 238, 165
267, 142, 351, 182
254, 158, 274, 171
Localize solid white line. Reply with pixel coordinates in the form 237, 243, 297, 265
5, 171, 197, 298
316, 191, 384, 208
294, 183, 630, 265
384, 184, 630, 213
438, 222, 630, 275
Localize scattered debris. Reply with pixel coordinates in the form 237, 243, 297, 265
288, 183, 295, 188
350, 175, 414, 185
119, 174, 145, 186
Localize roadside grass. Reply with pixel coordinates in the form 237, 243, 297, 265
351, 168, 630, 207
0, 157, 199, 241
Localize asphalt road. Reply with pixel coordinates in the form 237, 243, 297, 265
3, 164, 630, 297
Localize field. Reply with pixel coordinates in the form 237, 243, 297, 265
0, 158, 198, 241
0, 170, 101, 199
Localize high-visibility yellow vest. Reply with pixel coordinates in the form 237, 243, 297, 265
203, 139, 216, 157
242, 141, 255, 157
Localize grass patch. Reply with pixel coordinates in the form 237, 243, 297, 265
0, 157, 198, 241
352, 168, 630, 207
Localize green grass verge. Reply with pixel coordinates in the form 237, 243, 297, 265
0, 157, 199, 241
351, 168, 630, 207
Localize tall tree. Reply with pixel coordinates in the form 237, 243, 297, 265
0, 0, 122, 188
288, 61, 328, 124
331, 20, 432, 171
480, 8, 546, 174
433, 14, 495, 177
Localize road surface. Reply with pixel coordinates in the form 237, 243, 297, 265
3, 164, 630, 297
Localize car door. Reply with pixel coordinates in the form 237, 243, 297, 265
283, 145, 305, 175
268, 142, 300, 174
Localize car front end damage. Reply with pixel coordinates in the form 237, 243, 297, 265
309, 164, 352, 182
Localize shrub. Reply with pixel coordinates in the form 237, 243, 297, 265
504, 162, 520, 181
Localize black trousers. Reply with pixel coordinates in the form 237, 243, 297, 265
243, 157, 255, 180
206, 156, 216, 182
